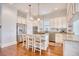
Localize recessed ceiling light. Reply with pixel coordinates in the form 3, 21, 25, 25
54, 8, 58, 10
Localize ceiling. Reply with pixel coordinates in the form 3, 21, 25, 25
12, 3, 67, 16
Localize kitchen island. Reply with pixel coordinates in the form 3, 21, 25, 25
49, 32, 74, 43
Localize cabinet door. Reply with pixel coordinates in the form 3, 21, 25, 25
38, 20, 44, 32
17, 16, 22, 23
58, 18, 62, 28
44, 20, 49, 32
50, 19, 55, 30
21, 17, 26, 24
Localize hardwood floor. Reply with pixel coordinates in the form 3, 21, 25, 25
0, 42, 63, 56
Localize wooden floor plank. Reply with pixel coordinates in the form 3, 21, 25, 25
0, 42, 63, 56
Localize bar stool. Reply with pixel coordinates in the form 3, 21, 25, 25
34, 34, 42, 55
27, 34, 34, 51
25, 34, 29, 49
21, 34, 26, 47
33, 34, 49, 55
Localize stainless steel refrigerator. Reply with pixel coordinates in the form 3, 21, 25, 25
16, 23, 27, 43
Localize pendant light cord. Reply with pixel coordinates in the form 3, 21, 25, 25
29, 4, 31, 18
38, 3, 39, 18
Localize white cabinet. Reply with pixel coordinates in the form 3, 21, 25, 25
33, 21, 38, 26
50, 19, 55, 28
38, 19, 50, 32
17, 16, 26, 24
17, 10, 27, 24
38, 20, 44, 32
38, 17, 67, 32
50, 17, 67, 30
43, 20, 50, 32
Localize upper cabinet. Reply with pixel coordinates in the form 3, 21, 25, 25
38, 17, 67, 32
43, 20, 50, 32
17, 10, 27, 24
50, 17, 67, 29
38, 19, 50, 32
38, 20, 44, 32
17, 16, 26, 24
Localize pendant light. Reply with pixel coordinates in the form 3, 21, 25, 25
29, 4, 33, 20
37, 3, 40, 21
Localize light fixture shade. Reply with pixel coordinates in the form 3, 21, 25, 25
37, 18, 40, 21
37, 3, 40, 21
54, 8, 58, 10
29, 4, 33, 21
30, 17, 33, 20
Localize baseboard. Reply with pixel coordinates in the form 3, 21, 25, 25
1, 41, 17, 48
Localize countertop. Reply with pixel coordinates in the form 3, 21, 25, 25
34, 32, 48, 34
64, 35, 79, 42
54, 32, 74, 34
49, 32, 74, 34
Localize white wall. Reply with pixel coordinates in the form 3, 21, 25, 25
0, 4, 1, 48
1, 4, 17, 48
73, 19, 79, 35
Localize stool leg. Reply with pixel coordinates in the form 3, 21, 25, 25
40, 44, 41, 55
25, 39, 27, 48
34, 37, 35, 52
27, 37, 29, 50
21, 35, 24, 47
40, 37, 41, 55
22, 37, 25, 47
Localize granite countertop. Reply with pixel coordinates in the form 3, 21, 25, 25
64, 39, 79, 42
64, 35, 79, 42
35, 32, 46, 34
49, 32, 74, 34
